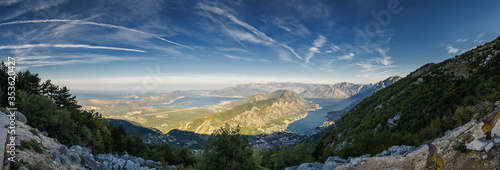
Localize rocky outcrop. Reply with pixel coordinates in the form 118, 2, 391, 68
14, 119, 173, 170
49, 145, 168, 170
285, 154, 370, 170
374, 145, 417, 157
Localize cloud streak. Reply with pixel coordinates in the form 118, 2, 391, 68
0, 44, 146, 53
0, 19, 193, 49
224, 55, 270, 63
198, 4, 303, 60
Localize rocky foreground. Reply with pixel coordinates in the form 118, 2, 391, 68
288, 115, 500, 170
10, 113, 175, 170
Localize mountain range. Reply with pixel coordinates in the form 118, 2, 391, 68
209, 76, 402, 100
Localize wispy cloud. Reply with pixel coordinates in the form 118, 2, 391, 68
473, 33, 485, 43
224, 55, 270, 63
0, 0, 69, 21
337, 53, 355, 60
0, 44, 146, 53
454, 38, 468, 43
198, 4, 303, 61
326, 44, 340, 53
271, 17, 311, 37
216, 47, 250, 53
374, 48, 392, 65
446, 45, 459, 54
0, 19, 192, 49
305, 35, 327, 63
320, 60, 335, 72
17, 54, 152, 69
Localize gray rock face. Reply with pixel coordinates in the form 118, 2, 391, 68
40, 131, 49, 136
70, 145, 83, 155
15, 111, 27, 123
296, 162, 324, 170
124, 160, 140, 170
60, 155, 70, 166
467, 137, 489, 151
322, 156, 348, 170
375, 145, 416, 157
484, 142, 494, 152
81, 152, 97, 170
59, 145, 70, 156
70, 152, 81, 164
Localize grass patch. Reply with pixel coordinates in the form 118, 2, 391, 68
452, 142, 467, 153
29, 129, 40, 137
19, 139, 44, 154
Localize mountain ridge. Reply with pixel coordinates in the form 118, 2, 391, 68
180, 90, 319, 135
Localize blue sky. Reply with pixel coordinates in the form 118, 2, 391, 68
0, 0, 499, 91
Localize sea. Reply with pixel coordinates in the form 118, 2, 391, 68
285, 98, 354, 135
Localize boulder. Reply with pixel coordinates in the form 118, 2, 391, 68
374, 150, 389, 157
168, 165, 177, 170
467, 138, 489, 151
121, 153, 131, 160
347, 154, 369, 170
322, 156, 348, 170
387, 145, 416, 157
102, 161, 111, 170
145, 160, 156, 167
136, 157, 146, 166
124, 160, 140, 170
82, 146, 92, 155
70, 152, 81, 164
60, 155, 70, 167
15, 111, 27, 123
96, 154, 113, 162
40, 131, 49, 136
70, 145, 83, 155
81, 152, 97, 169
284, 166, 298, 170
296, 162, 323, 170
485, 142, 495, 152
59, 145, 70, 156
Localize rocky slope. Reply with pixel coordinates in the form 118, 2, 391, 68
180, 90, 319, 135
314, 36, 500, 160
289, 108, 500, 169
8, 112, 173, 170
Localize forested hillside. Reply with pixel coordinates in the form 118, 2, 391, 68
0, 67, 196, 168
313, 36, 500, 160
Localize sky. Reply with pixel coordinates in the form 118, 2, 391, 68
0, 0, 499, 92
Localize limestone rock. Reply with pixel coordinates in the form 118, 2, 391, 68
15, 111, 27, 123
59, 145, 70, 156
124, 160, 140, 170
467, 138, 489, 151
485, 142, 494, 152
70, 145, 83, 155
322, 156, 348, 170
